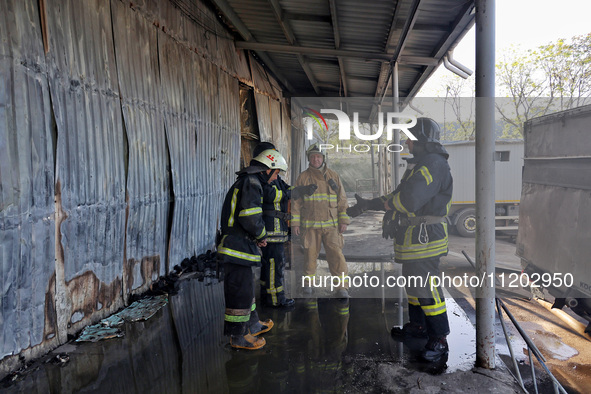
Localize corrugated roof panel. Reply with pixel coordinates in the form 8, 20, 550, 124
0, 0, 56, 359
267, 53, 313, 89
347, 79, 379, 96
337, 0, 396, 52
309, 62, 340, 85
227, 0, 287, 43
218, 0, 473, 98
290, 21, 335, 48
279, 0, 330, 15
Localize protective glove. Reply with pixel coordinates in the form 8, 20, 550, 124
291, 184, 318, 200
346, 193, 370, 217
382, 211, 397, 239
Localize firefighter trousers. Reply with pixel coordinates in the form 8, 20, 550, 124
260, 242, 288, 306
302, 227, 348, 287
223, 263, 262, 336
402, 257, 450, 338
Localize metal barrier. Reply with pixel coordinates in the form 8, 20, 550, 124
462, 251, 568, 394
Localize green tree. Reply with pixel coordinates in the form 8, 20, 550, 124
536, 33, 591, 110
441, 75, 475, 140
495, 33, 591, 138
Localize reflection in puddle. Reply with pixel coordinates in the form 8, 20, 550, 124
1, 278, 477, 393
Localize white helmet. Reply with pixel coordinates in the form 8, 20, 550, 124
252, 149, 288, 172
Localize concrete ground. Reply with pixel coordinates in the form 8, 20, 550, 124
335, 210, 591, 393
2, 210, 588, 393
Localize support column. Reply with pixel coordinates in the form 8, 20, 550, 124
392, 62, 401, 189
475, 0, 496, 369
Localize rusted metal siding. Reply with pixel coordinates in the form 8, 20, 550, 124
159, 31, 239, 260
0, 0, 56, 360
280, 102, 292, 183
269, 98, 282, 144
249, 52, 280, 99
254, 93, 273, 142
111, 0, 171, 294
45, 0, 127, 335
1, 0, 293, 374
290, 102, 309, 176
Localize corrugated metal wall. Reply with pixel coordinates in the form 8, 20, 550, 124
0, 0, 57, 360
46, 0, 128, 335
111, 0, 171, 297
0, 0, 296, 371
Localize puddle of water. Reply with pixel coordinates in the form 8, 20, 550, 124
520, 321, 579, 361
1, 278, 477, 393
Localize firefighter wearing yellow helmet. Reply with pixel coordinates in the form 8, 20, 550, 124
291, 144, 350, 298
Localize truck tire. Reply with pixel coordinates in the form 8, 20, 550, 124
456, 208, 476, 238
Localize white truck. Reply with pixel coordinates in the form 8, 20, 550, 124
399, 140, 524, 237
517, 104, 591, 328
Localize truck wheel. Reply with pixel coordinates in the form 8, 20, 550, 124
456, 208, 476, 237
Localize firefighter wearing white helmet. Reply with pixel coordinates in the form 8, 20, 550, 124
252, 149, 288, 172
292, 144, 351, 298
217, 148, 289, 350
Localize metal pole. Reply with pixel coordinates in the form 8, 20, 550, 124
392, 62, 401, 189
370, 124, 377, 198
377, 105, 384, 196
475, 0, 496, 369
390, 62, 404, 328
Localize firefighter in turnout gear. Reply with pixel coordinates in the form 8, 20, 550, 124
292, 144, 350, 298
217, 148, 288, 350
347, 117, 453, 362
253, 142, 317, 308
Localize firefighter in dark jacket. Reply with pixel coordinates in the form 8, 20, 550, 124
347, 117, 453, 362
253, 142, 317, 308
218, 148, 288, 350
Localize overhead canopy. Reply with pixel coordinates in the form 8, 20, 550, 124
208, 0, 475, 120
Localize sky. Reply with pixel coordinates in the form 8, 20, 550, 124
416, 0, 591, 97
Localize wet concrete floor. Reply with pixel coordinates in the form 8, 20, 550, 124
1, 272, 503, 393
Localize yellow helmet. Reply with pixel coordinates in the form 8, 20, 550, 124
252, 149, 288, 171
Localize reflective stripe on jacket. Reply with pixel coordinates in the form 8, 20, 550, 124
262, 177, 290, 243
218, 173, 267, 267
382, 152, 453, 262
291, 166, 350, 229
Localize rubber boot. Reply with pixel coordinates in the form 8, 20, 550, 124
421, 337, 449, 362
230, 334, 266, 350
390, 322, 428, 339
250, 319, 274, 336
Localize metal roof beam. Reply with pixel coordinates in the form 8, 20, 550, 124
376, 0, 421, 107
315, 84, 374, 96
234, 41, 392, 62
210, 0, 296, 93
370, 0, 404, 121
398, 56, 438, 66
392, 0, 421, 64
328, 0, 348, 97
268, 0, 321, 95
